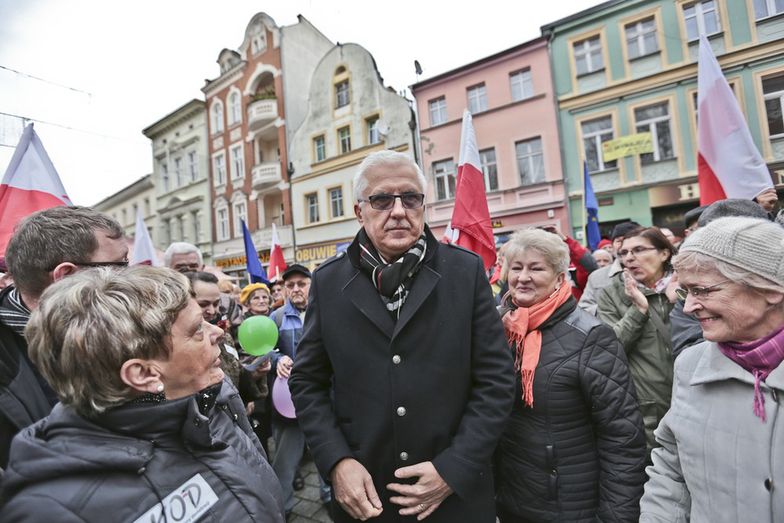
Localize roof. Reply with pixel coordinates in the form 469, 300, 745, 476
142, 99, 204, 137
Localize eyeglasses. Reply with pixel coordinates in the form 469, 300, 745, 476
674, 280, 730, 301
617, 246, 659, 258
48, 260, 130, 271
358, 192, 425, 211
285, 280, 309, 289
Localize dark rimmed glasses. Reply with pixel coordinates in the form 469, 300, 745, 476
47, 260, 130, 271
674, 279, 730, 301
358, 192, 425, 211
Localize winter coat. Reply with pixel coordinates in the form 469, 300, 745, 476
495, 297, 646, 522
578, 258, 622, 316
640, 341, 784, 522
669, 299, 704, 359
0, 380, 285, 522
597, 273, 674, 453
289, 227, 515, 523
565, 236, 598, 300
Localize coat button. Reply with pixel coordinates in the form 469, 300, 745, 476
765, 478, 774, 491
396, 406, 406, 417
399, 452, 409, 461
392, 355, 401, 364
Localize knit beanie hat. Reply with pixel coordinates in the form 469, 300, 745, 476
679, 216, 784, 287
240, 283, 270, 305
697, 198, 768, 227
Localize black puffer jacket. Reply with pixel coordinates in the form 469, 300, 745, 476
0, 380, 285, 522
495, 298, 646, 522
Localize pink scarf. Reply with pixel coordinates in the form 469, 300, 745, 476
718, 324, 784, 422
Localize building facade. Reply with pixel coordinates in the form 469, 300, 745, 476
92, 174, 158, 257
411, 37, 569, 242
142, 99, 212, 261
288, 43, 416, 269
201, 13, 332, 278
543, 0, 784, 238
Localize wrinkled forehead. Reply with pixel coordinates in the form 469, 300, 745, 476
364, 163, 422, 194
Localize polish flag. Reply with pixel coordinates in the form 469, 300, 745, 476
697, 34, 772, 205
130, 209, 161, 266
0, 124, 71, 257
267, 223, 287, 281
444, 110, 496, 270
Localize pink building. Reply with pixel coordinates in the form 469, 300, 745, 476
411, 37, 569, 241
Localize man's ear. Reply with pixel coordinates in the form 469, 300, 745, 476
51, 262, 79, 283
354, 203, 363, 224
120, 359, 164, 394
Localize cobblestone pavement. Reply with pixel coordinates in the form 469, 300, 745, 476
288, 457, 333, 523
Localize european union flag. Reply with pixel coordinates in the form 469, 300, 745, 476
242, 220, 269, 284
584, 163, 601, 250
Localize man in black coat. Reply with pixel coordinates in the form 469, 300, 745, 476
289, 150, 515, 522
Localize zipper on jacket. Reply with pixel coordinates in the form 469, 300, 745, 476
767, 386, 780, 519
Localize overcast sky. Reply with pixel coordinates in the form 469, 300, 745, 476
0, 0, 602, 205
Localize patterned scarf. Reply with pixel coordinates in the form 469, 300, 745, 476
357, 228, 427, 320
0, 287, 31, 336
718, 324, 784, 422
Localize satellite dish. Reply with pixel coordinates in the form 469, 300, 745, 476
377, 119, 390, 136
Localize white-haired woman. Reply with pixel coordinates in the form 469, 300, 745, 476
641, 217, 784, 522
495, 228, 646, 522
0, 266, 285, 522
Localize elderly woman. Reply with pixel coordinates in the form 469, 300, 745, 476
641, 217, 784, 522
241, 282, 272, 318
0, 266, 284, 521
495, 229, 645, 522
597, 227, 676, 455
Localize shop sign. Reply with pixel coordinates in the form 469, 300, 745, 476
215, 250, 270, 269
491, 220, 504, 228
296, 244, 338, 263
602, 133, 653, 162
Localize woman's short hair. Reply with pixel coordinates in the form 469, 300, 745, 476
26, 266, 192, 418
217, 278, 234, 293
353, 150, 427, 201
502, 228, 570, 281
184, 271, 219, 288
622, 227, 674, 270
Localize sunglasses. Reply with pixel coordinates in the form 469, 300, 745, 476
358, 192, 425, 211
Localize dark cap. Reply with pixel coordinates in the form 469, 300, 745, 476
611, 221, 641, 240
683, 205, 706, 228
698, 199, 769, 227
282, 264, 311, 280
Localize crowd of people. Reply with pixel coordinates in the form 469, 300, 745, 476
0, 149, 782, 522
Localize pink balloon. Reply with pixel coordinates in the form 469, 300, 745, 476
272, 377, 296, 419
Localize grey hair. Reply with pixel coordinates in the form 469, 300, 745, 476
26, 266, 192, 418
673, 250, 784, 296
353, 150, 427, 201
5, 206, 123, 299
163, 242, 203, 268
502, 228, 570, 281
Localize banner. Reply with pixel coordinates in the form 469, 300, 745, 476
601, 132, 653, 162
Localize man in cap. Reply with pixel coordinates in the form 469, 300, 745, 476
0, 206, 127, 467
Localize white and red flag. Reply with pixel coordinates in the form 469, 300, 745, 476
130, 209, 161, 266
0, 123, 71, 257
697, 34, 772, 205
267, 223, 287, 281
443, 110, 496, 270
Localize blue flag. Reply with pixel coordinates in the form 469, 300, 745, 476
242, 220, 269, 284
583, 163, 601, 250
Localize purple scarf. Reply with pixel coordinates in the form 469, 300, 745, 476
718, 324, 784, 422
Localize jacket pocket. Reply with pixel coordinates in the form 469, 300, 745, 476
545, 444, 558, 499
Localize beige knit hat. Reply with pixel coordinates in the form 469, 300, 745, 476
679, 216, 784, 287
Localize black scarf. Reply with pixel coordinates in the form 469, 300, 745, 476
0, 287, 30, 337
357, 228, 427, 320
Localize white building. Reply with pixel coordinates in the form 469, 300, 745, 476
93, 174, 157, 251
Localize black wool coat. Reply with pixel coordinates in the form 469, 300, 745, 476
289, 228, 515, 523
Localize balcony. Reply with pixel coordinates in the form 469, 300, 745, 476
257, 224, 292, 247
252, 161, 283, 189
247, 99, 277, 131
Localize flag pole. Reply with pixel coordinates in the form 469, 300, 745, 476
581, 164, 587, 248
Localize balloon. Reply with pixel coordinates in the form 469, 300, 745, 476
272, 377, 296, 419
237, 315, 278, 356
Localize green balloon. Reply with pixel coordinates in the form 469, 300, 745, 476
238, 315, 279, 356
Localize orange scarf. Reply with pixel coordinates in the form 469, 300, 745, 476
502, 283, 572, 408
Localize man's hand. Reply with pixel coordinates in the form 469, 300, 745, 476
387, 461, 453, 521
277, 355, 293, 379
330, 458, 383, 521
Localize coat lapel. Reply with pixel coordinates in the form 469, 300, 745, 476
392, 265, 440, 340
343, 269, 395, 339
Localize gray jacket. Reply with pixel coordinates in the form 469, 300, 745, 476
641, 341, 784, 522
578, 259, 622, 316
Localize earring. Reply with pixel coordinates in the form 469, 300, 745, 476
156, 384, 164, 393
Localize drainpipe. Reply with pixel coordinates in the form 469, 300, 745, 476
287, 161, 297, 262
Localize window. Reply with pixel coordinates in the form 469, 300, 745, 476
429, 97, 447, 126
314, 135, 326, 162
188, 151, 198, 182
683, 1, 721, 41
174, 157, 183, 187
212, 101, 224, 134
216, 207, 229, 241
338, 126, 351, 154
306, 192, 320, 224
192, 211, 200, 243
366, 116, 381, 145
178, 215, 185, 241
510, 70, 533, 102
233, 201, 246, 237
213, 153, 226, 186
329, 187, 344, 218
634, 102, 674, 164
335, 79, 350, 108
755, 0, 784, 19
467, 84, 488, 114
516, 138, 545, 185
144, 198, 150, 216
763, 74, 784, 137
582, 116, 618, 173
432, 159, 456, 201
251, 32, 266, 54
122, 208, 128, 225
230, 144, 244, 179
161, 162, 170, 192
228, 91, 241, 125
625, 17, 658, 59
573, 36, 604, 76
479, 148, 498, 191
